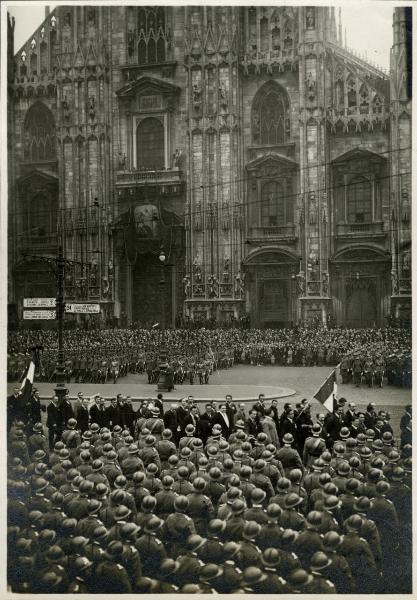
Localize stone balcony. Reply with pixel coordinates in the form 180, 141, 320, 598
248, 224, 297, 243
335, 221, 385, 239
115, 167, 184, 192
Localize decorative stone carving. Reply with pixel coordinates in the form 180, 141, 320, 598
306, 7, 315, 29
192, 83, 202, 111
296, 270, 306, 296
234, 271, 245, 296
306, 71, 316, 101
391, 269, 399, 295
183, 274, 191, 297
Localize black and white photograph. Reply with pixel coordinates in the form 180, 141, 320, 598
3, 1, 413, 594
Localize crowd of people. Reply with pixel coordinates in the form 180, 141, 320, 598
7, 326, 412, 388
7, 385, 412, 593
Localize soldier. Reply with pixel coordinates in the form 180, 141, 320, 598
88, 540, 132, 593
303, 424, 326, 469
304, 552, 336, 593
339, 514, 378, 593
276, 434, 304, 475
293, 511, 324, 568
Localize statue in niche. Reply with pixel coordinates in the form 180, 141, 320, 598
234, 271, 245, 296
322, 271, 329, 296
64, 11, 71, 27
308, 249, 319, 279
223, 257, 230, 283
306, 72, 316, 100
193, 255, 202, 284
306, 7, 315, 29
391, 269, 399, 296
102, 276, 110, 297
296, 271, 306, 296
118, 153, 127, 170
62, 96, 70, 121
194, 199, 202, 231
127, 31, 135, 56
183, 275, 191, 298
90, 260, 98, 286
208, 275, 219, 298
192, 83, 202, 110
173, 148, 182, 169
108, 260, 114, 277
219, 82, 228, 109
252, 110, 260, 139
222, 200, 230, 231
88, 96, 96, 120
402, 248, 411, 273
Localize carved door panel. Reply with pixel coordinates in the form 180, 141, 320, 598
345, 288, 376, 328
258, 278, 289, 327
132, 257, 171, 326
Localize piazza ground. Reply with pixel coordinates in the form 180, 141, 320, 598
9, 365, 411, 435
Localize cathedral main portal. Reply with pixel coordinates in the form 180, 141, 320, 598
243, 249, 299, 328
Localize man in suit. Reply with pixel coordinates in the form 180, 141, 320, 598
198, 404, 217, 445
155, 393, 164, 417
215, 403, 233, 438
46, 395, 63, 450
90, 396, 108, 428
164, 403, 180, 445
246, 409, 260, 440
176, 398, 189, 437
225, 394, 237, 429
106, 397, 121, 429
76, 397, 90, 433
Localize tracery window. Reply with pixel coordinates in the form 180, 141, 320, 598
252, 82, 290, 145
28, 193, 57, 235
347, 176, 372, 223
136, 117, 165, 170
23, 102, 56, 163
137, 7, 167, 64
261, 181, 285, 227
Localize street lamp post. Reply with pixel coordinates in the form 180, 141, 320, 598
22, 245, 85, 402
157, 249, 170, 392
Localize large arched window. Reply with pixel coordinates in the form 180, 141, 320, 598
136, 117, 165, 170
137, 7, 166, 64
29, 193, 57, 235
347, 176, 372, 223
261, 181, 285, 227
23, 102, 56, 163
252, 82, 290, 145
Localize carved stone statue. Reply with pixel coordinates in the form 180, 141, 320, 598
219, 82, 228, 109
118, 153, 127, 170
391, 269, 399, 296
306, 72, 316, 101
192, 83, 201, 110
183, 275, 191, 298
322, 271, 329, 296
296, 271, 306, 296
193, 255, 202, 284
223, 257, 230, 283
403, 248, 411, 273
173, 148, 182, 169
234, 271, 245, 296
306, 7, 315, 28
88, 96, 96, 120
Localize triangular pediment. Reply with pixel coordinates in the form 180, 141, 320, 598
116, 75, 180, 98
333, 147, 386, 164
18, 168, 58, 186
246, 152, 298, 171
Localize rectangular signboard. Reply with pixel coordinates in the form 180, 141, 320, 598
65, 303, 100, 314
23, 310, 56, 320
23, 297, 56, 308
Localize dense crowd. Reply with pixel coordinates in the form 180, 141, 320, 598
7, 387, 412, 593
7, 326, 412, 388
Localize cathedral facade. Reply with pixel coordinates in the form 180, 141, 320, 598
7, 6, 411, 329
